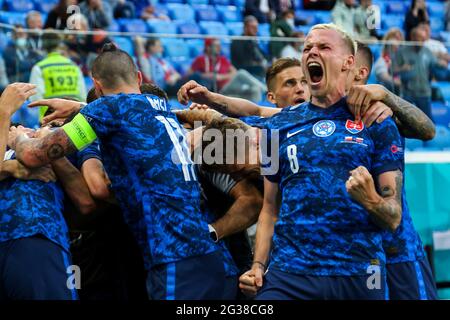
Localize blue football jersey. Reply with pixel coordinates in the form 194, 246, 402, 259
79, 93, 218, 269
260, 98, 404, 276
0, 151, 69, 251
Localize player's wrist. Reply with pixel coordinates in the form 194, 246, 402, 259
252, 260, 267, 271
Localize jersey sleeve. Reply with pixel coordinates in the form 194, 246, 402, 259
198, 167, 238, 195
76, 139, 102, 169
368, 116, 404, 176
62, 98, 120, 151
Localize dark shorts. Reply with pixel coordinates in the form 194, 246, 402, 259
387, 257, 438, 300
0, 236, 78, 300
255, 268, 388, 300
147, 250, 227, 300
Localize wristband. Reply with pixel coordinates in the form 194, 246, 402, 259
252, 260, 267, 270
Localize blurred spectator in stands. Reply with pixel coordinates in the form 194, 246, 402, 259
280, 31, 304, 59
140, 3, 170, 21
421, 22, 450, 81
393, 26, 448, 121
114, 0, 136, 19
134, 37, 182, 97
65, 13, 110, 75
2, 26, 42, 83
45, 0, 79, 30
231, 15, 267, 81
374, 28, 403, 94
244, 0, 279, 23
332, 0, 357, 36
404, 0, 429, 41
26, 11, 45, 56
270, 9, 294, 59
354, 0, 378, 40
0, 57, 9, 91
80, 0, 112, 29
187, 38, 236, 92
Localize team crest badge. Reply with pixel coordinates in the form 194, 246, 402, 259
345, 119, 365, 134
313, 120, 336, 137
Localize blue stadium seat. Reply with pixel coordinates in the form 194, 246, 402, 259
160, 0, 184, 4
428, 2, 445, 18
313, 11, 332, 24
187, 0, 209, 4
225, 22, 244, 36
211, 0, 231, 5
221, 39, 231, 58
430, 19, 445, 32
112, 36, 135, 57
440, 31, 450, 43
194, 5, 219, 22
436, 82, 450, 101
0, 11, 26, 26
199, 21, 229, 35
0, 31, 10, 53
118, 19, 148, 33
258, 23, 270, 37
382, 14, 404, 30
216, 5, 242, 23
177, 21, 201, 34
426, 125, 450, 150
36, 0, 58, 14
295, 10, 316, 25
108, 20, 121, 32
167, 3, 195, 22
371, 1, 386, 14
369, 44, 381, 61
186, 38, 205, 58
296, 25, 311, 35
147, 20, 177, 34
4, 0, 34, 13
153, 4, 170, 17
431, 102, 450, 127
163, 39, 189, 60
386, 2, 407, 15
231, 0, 246, 7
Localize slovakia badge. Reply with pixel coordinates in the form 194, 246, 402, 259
313, 120, 336, 137
345, 119, 364, 134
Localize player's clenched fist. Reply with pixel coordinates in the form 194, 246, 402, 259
177, 80, 213, 106
346, 166, 380, 207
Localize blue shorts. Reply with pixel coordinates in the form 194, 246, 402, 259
147, 250, 227, 300
223, 275, 239, 300
255, 268, 388, 300
387, 257, 438, 300
0, 236, 78, 300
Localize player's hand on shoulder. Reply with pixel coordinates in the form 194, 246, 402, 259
347, 84, 389, 122
362, 101, 393, 127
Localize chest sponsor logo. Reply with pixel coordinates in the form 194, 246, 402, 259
313, 120, 336, 137
345, 119, 365, 134
341, 136, 368, 147
286, 128, 306, 138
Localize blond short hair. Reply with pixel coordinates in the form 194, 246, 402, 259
310, 23, 358, 55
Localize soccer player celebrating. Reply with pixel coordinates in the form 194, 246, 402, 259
9, 44, 226, 300
243, 24, 405, 300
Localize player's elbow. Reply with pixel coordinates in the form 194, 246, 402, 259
78, 199, 97, 215
88, 181, 111, 201
16, 149, 44, 169
422, 126, 436, 141
388, 209, 402, 232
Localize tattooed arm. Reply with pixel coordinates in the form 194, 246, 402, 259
11, 128, 78, 168
348, 84, 435, 141
346, 166, 402, 232
174, 108, 225, 127
382, 90, 436, 141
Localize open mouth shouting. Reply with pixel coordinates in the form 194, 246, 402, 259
307, 61, 324, 86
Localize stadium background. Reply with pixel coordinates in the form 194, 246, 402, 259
0, 0, 449, 299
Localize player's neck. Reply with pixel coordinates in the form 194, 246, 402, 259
311, 90, 345, 109
102, 86, 141, 95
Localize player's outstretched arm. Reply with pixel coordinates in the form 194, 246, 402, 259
0, 160, 56, 182
10, 128, 78, 168
177, 80, 276, 118
239, 178, 279, 295
346, 166, 402, 232
174, 108, 224, 127
28, 98, 84, 125
210, 178, 263, 240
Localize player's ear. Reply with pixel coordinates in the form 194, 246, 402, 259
342, 55, 355, 72
358, 66, 369, 83
267, 91, 276, 104
93, 77, 104, 97
137, 71, 143, 86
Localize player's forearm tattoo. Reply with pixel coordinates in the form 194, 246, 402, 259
212, 102, 229, 115
15, 129, 77, 167
370, 171, 403, 231
383, 91, 435, 140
